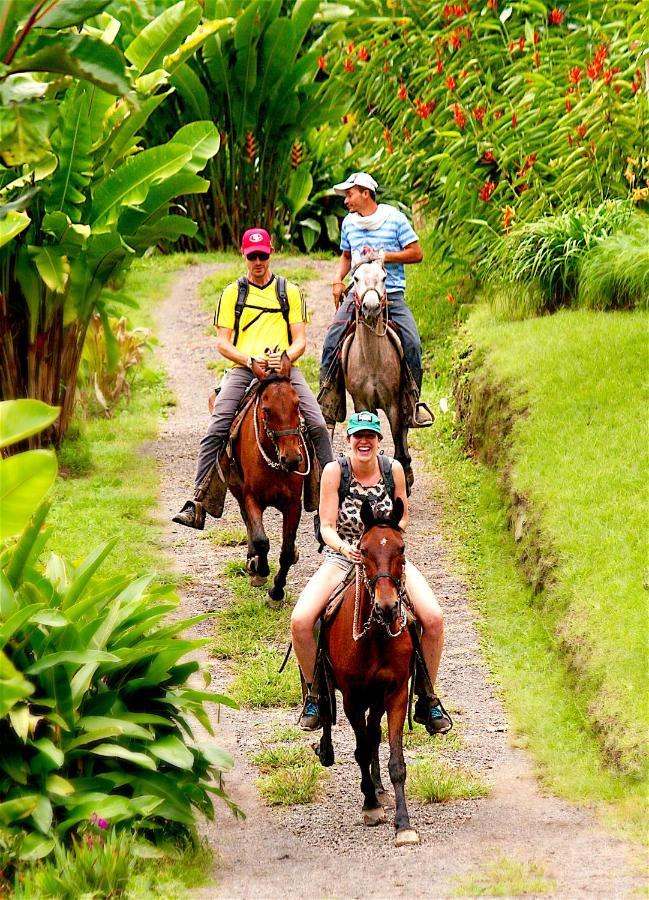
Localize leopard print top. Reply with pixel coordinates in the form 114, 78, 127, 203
323, 460, 394, 564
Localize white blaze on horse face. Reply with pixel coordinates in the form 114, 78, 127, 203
354, 259, 387, 324
380, 536, 387, 545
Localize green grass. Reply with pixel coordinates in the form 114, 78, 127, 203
48, 266, 176, 578
452, 855, 556, 897
198, 266, 241, 313
465, 307, 648, 777
407, 757, 490, 804
256, 758, 324, 806
409, 245, 649, 838
229, 647, 301, 708
299, 354, 320, 393
252, 743, 313, 772
202, 525, 248, 547
266, 724, 304, 744
382, 721, 464, 752
213, 595, 291, 658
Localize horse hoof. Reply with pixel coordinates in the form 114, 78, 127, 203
363, 807, 387, 827
250, 574, 267, 588
394, 828, 420, 847
265, 593, 283, 609
377, 790, 395, 809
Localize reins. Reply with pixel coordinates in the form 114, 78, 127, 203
352, 523, 408, 641
252, 379, 311, 477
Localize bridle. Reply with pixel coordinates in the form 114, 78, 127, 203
253, 377, 311, 476
352, 523, 408, 641
351, 259, 389, 337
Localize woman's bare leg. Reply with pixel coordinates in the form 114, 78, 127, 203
291, 562, 349, 683
404, 559, 444, 687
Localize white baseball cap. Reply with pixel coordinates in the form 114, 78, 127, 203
333, 172, 378, 195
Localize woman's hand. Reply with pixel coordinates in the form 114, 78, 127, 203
339, 540, 362, 564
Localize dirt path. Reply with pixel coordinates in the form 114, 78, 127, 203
153, 261, 640, 898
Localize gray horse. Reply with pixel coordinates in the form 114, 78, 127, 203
338, 254, 414, 491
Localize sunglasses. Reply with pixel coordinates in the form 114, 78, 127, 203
246, 252, 270, 261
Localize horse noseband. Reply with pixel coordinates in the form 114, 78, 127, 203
253, 393, 311, 476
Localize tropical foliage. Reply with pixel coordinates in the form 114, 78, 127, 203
0, 400, 238, 870
327, 0, 648, 261
108, 0, 348, 249
0, 0, 227, 443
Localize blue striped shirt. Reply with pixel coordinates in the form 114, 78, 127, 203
340, 205, 418, 295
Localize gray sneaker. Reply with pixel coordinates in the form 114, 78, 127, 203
298, 694, 321, 731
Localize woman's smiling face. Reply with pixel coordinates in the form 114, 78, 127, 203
348, 430, 380, 460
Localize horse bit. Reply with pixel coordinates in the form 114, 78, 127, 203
352, 559, 408, 641
253, 387, 311, 477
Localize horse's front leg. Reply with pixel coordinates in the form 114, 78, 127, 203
243, 493, 270, 587
267, 498, 301, 606
386, 685, 419, 846
344, 697, 386, 826
367, 701, 393, 809
387, 402, 413, 494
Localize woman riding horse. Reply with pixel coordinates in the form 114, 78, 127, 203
290, 411, 452, 734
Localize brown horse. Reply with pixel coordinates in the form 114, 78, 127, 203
315, 496, 419, 846
229, 353, 308, 605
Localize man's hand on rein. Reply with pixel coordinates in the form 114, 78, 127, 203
332, 281, 345, 309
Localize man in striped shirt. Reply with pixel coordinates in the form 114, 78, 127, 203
320, 172, 433, 427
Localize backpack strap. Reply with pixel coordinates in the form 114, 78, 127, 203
275, 275, 292, 344
232, 275, 249, 345
337, 455, 352, 503
378, 453, 395, 500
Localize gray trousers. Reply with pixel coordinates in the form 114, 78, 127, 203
320, 290, 423, 389
195, 366, 333, 491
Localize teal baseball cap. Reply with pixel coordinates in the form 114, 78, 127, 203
346, 411, 382, 437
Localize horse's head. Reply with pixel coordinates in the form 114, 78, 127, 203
352, 254, 387, 326
251, 353, 305, 472
359, 496, 405, 625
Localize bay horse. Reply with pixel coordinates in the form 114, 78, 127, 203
341, 254, 414, 492
228, 353, 309, 605
315, 496, 420, 846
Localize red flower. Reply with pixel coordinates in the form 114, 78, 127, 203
453, 102, 467, 129
483, 150, 495, 163
450, 29, 462, 50
343, 57, 355, 73
317, 56, 326, 72
486, 0, 498, 8
473, 106, 486, 123
548, 7, 564, 25
568, 133, 573, 146
533, 30, 540, 45
565, 99, 572, 112
614, 85, 620, 94
511, 112, 518, 128
346, 42, 355, 53
575, 123, 587, 139
568, 66, 582, 84
602, 68, 613, 85
632, 69, 643, 94
461, 68, 468, 78
479, 179, 496, 201
398, 83, 408, 101
447, 292, 455, 305
415, 97, 436, 118
508, 40, 515, 54
446, 75, 457, 91
436, 51, 443, 75
383, 60, 389, 74
404, 126, 411, 141
517, 182, 529, 194
516, 152, 536, 177
519, 36, 525, 52
533, 51, 540, 67
358, 46, 369, 61
384, 127, 393, 154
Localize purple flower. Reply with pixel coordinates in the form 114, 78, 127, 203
97, 817, 109, 830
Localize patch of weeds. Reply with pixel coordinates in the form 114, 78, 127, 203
299, 354, 320, 393
252, 743, 312, 773
213, 597, 291, 658
407, 757, 490, 803
229, 648, 301, 708
223, 560, 247, 577
127, 840, 213, 898
199, 267, 241, 313
452, 855, 556, 897
266, 724, 304, 744
256, 758, 324, 806
58, 423, 93, 477
206, 359, 229, 376
381, 721, 464, 753
280, 265, 319, 282
203, 526, 247, 547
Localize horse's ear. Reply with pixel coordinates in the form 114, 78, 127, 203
251, 358, 266, 381
391, 496, 404, 526
360, 498, 375, 529
279, 351, 291, 377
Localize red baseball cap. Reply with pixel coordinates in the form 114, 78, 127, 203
241, 228, 272, 255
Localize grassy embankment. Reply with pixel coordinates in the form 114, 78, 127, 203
408, 234, 648, 839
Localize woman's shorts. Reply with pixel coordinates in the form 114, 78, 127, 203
323, 549, 353, 571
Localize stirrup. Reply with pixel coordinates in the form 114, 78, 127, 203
411, 401, 435, 428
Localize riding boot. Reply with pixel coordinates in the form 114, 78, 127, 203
404, 366, 434, 428
196, 443, 230, 519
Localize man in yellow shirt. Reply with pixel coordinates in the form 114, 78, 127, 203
173, 228, 333, 530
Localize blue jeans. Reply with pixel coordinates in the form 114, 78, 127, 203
320, 291, 423, 388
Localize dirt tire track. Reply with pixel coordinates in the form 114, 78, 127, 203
153, 261, 640, 898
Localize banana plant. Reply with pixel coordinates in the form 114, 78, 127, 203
0, 399, 239, 862
111, 0, 348, 249
0, 0, 230, 444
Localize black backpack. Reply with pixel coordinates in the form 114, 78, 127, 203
214, 275, 291, 345
314, 454, 396, 552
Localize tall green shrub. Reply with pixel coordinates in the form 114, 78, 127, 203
0, 400, 239, 864
0, 0, 228, 443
